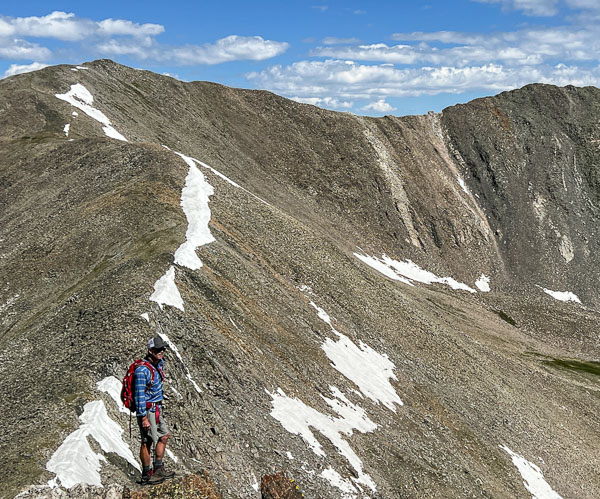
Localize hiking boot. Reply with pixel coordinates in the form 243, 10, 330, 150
140, 471, 165, 486
153, 464, 175, 480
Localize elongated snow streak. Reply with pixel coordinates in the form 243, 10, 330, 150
158, 332, 203, 394
538, 286, 581, 304
63, 124, 70, 137
55, 83, 127, 142
166, 448, 179, 463
46, 401, 140, 489
475, 274, 491, 292
96, 376, 129, 414
191, 156, 272, 207
321, 467, 359, 497
150, 266, 184, 311
354, 253, 413, 285
162, 145, 271, 207
354, 253, 476, 293
310, 302, 403, 412
172, 152, 216, 269
501, 446, 562, 499
269, 387, 377, 491
457, 176, 468, 194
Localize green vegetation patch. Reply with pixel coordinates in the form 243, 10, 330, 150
494, 309, 516, 326
544, 358, 600, 377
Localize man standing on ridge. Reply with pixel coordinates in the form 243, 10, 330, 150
135, 336, 176, 485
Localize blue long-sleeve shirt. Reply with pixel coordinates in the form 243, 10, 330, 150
134, 358, 164, 417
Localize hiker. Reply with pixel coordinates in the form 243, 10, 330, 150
135, 336, 176, 485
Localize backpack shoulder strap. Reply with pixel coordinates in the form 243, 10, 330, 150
133, 359, 155, 384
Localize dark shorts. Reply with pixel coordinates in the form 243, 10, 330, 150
137, 408, 169, 445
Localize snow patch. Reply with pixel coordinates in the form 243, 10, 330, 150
150, 266, 184, 311
457, 176, 468, 194
63, 124, 70, 137
320, 466, 359, 497
158, 332, 203, 394
72, 111, 78, 117
286, 451, 294, 460
322, 334, 403, 412
191, 156, 271, 206
309, 301, 335, 326
103, 125, 127, 141
354, 253, 412, 285
172, 152, 216, 269
538, 286, 581, 304
165, 448, 179, 463
269, 387, 377, 491
501, 446, 562, 499
354, 253, 476, 293
55, 83, 127, 142
140, 312, 150, 322
163, 145, 271, 206
475, 274, 491, 292
96, 376, 128, 414
310, 302, 403, 412
46, 401, 139, 488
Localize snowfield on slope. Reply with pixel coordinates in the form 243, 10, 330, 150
55, 83, 127, 141
269, 299, 406, 496
46, 397, 139, 488
538, 286, 581, 304
355, 252, 477, 293
310, 301, 403, 412
501, 446, 562, 499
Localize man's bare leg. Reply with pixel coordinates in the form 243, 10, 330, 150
140, 442, 152, 468
154, 434, 169, 462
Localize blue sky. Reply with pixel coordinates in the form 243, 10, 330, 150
2, 1, 600, 116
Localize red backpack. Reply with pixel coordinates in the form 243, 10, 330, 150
120, 359, 155, 412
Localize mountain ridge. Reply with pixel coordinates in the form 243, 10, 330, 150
1, 59, 599, 498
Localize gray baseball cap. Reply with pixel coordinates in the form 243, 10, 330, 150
147, 336, 167, 350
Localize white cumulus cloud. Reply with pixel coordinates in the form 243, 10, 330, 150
318, 25, 600, 68
0, 12, 288, 67
473, 0, 559, 16
97, 35, 289, 65
247, 58, 600, 103
0, 11, 163, 41
362, 99, 396, 112
0, 38, 51, 60
97, 18, 164, 37
166, 35, 289, 65
95, 39, 154, 59
322, 37, 361, 45
3, 61, 48, 77
291, 96, 353, 109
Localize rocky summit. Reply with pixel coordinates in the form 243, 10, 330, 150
1, 59, 599, 498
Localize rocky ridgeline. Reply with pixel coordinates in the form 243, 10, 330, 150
1, 60, 599, 498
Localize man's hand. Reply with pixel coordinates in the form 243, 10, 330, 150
141, 416, 151, 429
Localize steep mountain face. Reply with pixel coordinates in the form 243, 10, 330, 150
1, 60, 599, 498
